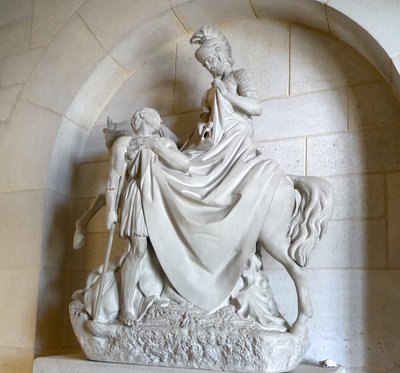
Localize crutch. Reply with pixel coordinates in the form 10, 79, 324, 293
93, 222, 116, 321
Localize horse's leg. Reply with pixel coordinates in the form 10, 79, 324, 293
73, 193, 106, 249
258, 176, 312, 337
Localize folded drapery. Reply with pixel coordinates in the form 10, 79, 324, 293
141, 90, 284, 312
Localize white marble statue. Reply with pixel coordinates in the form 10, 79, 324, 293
70, 25, 334, 372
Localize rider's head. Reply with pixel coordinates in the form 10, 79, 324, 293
190, 25, 234, 78
131, 108, 162, 136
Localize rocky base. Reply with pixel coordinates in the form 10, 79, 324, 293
70, 299, 310, 373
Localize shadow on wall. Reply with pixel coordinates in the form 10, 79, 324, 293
35, 191, 72, 356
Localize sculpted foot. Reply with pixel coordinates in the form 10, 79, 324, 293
120, 311, 137, 327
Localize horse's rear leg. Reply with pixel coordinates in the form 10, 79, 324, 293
259, 232, 312, 337
73, 193, 106, 249
259, 177, 312, 337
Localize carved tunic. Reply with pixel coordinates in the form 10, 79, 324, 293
119, 143, 148, 238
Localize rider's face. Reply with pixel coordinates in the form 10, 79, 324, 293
196, 47, 226, 78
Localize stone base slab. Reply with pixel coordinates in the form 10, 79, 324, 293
33, 355, 347, 373
70, 299, 309, 372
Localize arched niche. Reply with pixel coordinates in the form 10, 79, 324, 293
12, 0, 398, 370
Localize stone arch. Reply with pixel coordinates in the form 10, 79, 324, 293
13, 1, 398, 196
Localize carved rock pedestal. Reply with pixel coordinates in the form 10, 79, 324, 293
70, 299, 310, 373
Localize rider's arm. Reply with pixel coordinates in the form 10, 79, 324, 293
151, 138, 190, 173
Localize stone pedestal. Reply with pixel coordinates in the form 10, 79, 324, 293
33, 355, 347, 373
70, 299, 310, 373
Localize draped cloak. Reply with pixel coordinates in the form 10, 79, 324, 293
138, 90, 285, 312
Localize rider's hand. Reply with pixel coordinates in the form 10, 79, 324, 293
212, 78, 227, 95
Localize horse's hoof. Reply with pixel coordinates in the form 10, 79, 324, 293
290, 321, 308, 338
73, 231, 86, 249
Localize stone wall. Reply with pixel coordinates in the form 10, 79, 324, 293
1, 1, 400, 373
70, 20, 400, 373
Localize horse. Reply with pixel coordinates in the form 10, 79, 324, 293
73, 117, 333, 338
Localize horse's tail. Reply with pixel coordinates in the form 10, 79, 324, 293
288, 175, 334, 267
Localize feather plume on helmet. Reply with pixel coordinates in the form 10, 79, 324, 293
190, 25, 234, 66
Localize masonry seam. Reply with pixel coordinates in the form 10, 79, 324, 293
76, 12, 130, 76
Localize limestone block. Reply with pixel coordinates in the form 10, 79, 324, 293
68, 231, 125, 272
307, 269, 400, 370
35, 268, 67, 354
31, 0, 86, 48
66, 56, 128, 130
0, 84, 21, 122
0, 19, 30, 58
0, 0, 33, 28
41, 190, 72, 270
161, 110, 201, 144
268, 269, 400, 370
175, 36, 216, 113
311, 219, 386, 269
307, 128, 400, 176
326, 5, 392, 80
290, 25, 381, 95
77, 0, 170, 52
75, 161, 109, 199
256, 138, 305, 176
47, 118, 88, 196
23, 14, 106, 115
0, 267, 39, 349
348, 82, 400, 130
1, 47, 44, 87
328, 0, 400, 60
173, 0, 255, 32
80, 126, 110, 163
0, 190, 44, 268
110, 11, 186, 73
96, 47, 176, 125
327, 174, 384, 220
219, 20, 289, 101
250, 0, 329, 33
0, 101, 61, 192
253, 89, 347, 141
386, 172, 400, 268
0, 347, 33, 373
